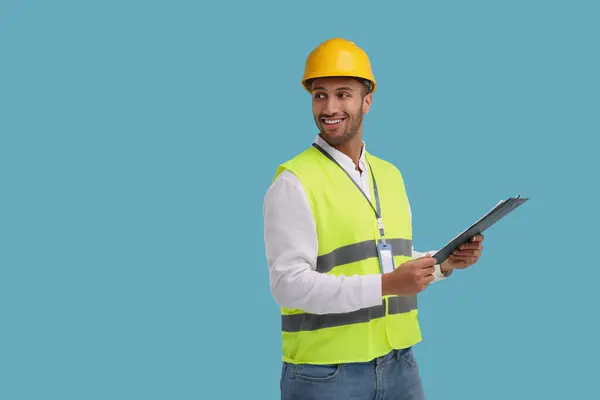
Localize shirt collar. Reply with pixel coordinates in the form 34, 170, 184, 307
314, 134, 367, 172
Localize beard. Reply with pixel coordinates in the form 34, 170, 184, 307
315, 107, 364, 146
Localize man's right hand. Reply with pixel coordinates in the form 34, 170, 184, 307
381, 254, 437, 297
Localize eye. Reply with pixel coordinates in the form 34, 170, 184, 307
314, 93, 326, 100
338, 92, 350, 98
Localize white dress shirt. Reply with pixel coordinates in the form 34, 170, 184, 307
263, 135, 449, 315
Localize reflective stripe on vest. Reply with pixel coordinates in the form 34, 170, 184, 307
317, 237, 412, 273
282, 296, 417, 332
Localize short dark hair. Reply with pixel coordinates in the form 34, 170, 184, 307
355, 78, 372, 96
357, 79, 370, 98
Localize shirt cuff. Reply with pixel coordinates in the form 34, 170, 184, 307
361, 273, 383, 306
433, 263, 453, 281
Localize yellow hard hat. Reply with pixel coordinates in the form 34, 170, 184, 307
301, 38, 376, 94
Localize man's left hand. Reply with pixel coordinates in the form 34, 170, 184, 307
441, 234, 484, 273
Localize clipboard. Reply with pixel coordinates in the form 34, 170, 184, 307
432, 195, 529, 265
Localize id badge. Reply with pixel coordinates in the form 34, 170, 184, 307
377, 241, 395, 274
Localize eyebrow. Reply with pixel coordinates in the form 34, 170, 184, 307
312, 86, 355, 92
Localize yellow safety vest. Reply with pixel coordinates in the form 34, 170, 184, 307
273, 144, 422, 365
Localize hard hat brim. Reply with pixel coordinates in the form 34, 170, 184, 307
302, 75, 376, 94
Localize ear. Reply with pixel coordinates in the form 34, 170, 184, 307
363, 93, 372, 114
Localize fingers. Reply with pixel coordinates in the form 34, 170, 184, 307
414, 255, 437, 268
420, 265, 435, 276
449, 255, 478, 263
452, 249, 481, 257
471, 234, 484, 242
419, 273, 435, 286
457, 243, 483, 251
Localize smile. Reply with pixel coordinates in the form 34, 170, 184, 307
322, 118, 345, 125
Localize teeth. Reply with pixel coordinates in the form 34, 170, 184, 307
325, 119, 342, 124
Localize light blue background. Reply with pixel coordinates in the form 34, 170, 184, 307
1, 1, 598, 399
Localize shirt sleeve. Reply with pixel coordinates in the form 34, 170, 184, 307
263, 170, 383, 315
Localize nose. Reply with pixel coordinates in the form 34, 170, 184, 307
322, 96, 341, 116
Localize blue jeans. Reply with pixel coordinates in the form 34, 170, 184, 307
280, 347, 426, 400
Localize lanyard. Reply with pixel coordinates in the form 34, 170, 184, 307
312, 143, 387, 244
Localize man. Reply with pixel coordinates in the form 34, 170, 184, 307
263, 38, 484, 400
